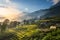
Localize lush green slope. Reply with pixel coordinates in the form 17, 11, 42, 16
0, 24, 59, 40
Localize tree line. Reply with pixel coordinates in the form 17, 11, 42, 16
0, 19, 20, 33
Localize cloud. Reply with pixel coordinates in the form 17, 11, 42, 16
24, 8, 29, 12
0, 0, 17, 8
46, 0, 60, 5
0, 7, 24, 21
0, 0, 11, 4
5, 0, 11, 3
0, 0, 25, 21
52, 0, 60, 4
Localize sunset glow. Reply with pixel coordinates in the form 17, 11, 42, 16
0, 7, 23, 21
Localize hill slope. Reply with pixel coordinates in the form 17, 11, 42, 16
41, 1, 60, 19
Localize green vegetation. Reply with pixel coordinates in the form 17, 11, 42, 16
42, 29, 60, 40
0, 19, 60, 40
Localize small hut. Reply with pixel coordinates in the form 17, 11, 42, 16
50, 25, 56, 29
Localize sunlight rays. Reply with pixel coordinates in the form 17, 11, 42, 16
0, 7, 23, 21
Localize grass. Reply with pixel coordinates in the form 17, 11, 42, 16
0, 24, 60, 40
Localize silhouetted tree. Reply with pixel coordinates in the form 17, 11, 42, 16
9, 21, 20, 28
23, 20, 27, 24
1, 19, 9, 33
17, 22, 20, 26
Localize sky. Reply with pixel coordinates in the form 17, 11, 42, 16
9, 0, 53, 12
9, 0, 60, 12
0, 0, 60, 12
0, 0, 60, 21
14, 0, 53, 12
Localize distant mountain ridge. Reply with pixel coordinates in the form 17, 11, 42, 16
25, 9, 49, 20
26, 1, 60, 20
17, 1, 60, 21
41, 1, 60, 19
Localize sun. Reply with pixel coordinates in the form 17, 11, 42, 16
0, 7, 22, 21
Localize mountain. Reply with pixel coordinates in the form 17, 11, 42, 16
24, 9, 49, 20
41, 1, 60, 19
22, 1, 60, 20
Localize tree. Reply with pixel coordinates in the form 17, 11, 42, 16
1, 19, 9, 33
17, 22, 20, 26
10, 21, 19, 28
23, 20, 26, 24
